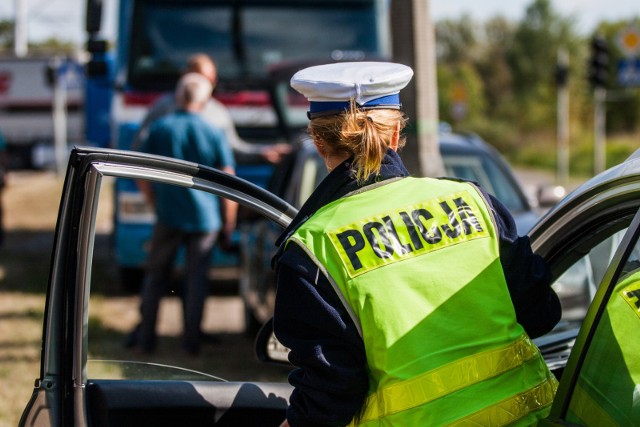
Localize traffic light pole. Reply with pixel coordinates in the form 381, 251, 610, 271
588, 35, 609, 175
556, 49, 570, 187
594, 87, 607, 174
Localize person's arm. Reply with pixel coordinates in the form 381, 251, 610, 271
486, 192, 562, 338
136, 179, 155, 207
131, 94, 175, 151
0, 133, 7, 187
134, 123, 156, 206
0, 150, 7, 188
274, 245, 369, 427
204, 100, 292, 163
211, 125, 238, 246
220, 165, 238, 243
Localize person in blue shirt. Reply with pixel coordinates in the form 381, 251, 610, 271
0, 131, 7, 247
134, 72, 236, 355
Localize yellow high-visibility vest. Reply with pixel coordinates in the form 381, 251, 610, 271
289, 177, 557, 426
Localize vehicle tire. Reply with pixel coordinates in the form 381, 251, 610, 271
119, 266, 145, 293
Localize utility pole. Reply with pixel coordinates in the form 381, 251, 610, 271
50, 58, 69, 176
391, 0, 444, 177
593, 87, 607, 174
588, 35, 609, 175
14, 0, 29, 57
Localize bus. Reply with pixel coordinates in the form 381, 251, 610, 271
84, 0, 391, 290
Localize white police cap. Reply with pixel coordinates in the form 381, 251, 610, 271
290, 62, 414, 119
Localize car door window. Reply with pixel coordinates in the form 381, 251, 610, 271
561, 217, 640, 425
552, 230, 626, 330
83, 172, 291, 383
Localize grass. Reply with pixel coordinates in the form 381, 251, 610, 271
0, 171, 61, 426
0, 293, 44, 427
510, 131, 639, 178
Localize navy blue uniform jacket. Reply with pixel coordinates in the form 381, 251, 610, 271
272, 149, 561, 427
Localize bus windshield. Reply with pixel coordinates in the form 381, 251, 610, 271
128, 0, 385, 91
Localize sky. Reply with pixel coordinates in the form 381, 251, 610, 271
432, 1, 639, 34
0, 0, 638, 47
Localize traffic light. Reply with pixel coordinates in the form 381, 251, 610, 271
555, 62, 569, 87
588, 35, 609, 88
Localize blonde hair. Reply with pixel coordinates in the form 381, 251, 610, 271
309, 101, 407, 183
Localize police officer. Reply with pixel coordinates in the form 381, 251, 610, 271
272, 62, 562, 426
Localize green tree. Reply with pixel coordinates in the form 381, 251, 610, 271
435, 15, 479, 64
434, 0, 639, 174
0, 20, 14, 51
476, 17, 516, 119
436, 16, 487, 129
29, 38, 77, 55
437, 63, 486, 127
593, 20, 640, 133
0, 18, 77, 55
507, 0, 580, 130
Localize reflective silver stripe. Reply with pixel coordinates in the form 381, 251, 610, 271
359, 335, 541, 422
446, 376, 558, 426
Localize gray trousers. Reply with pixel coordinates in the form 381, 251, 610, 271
138, 223, 218, 351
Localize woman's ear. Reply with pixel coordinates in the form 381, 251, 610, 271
390, 122, 400, 151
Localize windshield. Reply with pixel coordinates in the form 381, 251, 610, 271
128, 0, 383, 90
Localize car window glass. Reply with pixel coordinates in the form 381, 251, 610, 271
552, 230, 626, 331
564, 223, 640, 425
281, 144, 326, 208
298, 155, 327, 206
442, 154, 526, 212
85, 174, 289, 383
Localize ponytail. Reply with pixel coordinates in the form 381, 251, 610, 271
309, 101, 407, 183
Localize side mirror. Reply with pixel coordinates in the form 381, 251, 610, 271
537, 185, 567, 208
255, 318, 292, 366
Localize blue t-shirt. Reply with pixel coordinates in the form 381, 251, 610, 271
140, 111, 235, 232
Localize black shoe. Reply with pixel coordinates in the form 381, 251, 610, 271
199, 331, 221, 344
139, 343, 156, 355
123, 327, 139, 349
182, 342, 200, 357
125, 324, 156, 353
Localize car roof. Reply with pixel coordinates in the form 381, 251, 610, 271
530, 148, 640, 239
438, 131, 498, 156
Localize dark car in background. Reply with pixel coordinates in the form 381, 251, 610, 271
19, 146, 640, 426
